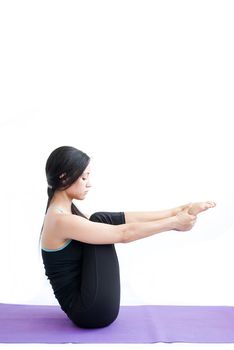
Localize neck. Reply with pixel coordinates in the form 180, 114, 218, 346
49, 191, 73, 214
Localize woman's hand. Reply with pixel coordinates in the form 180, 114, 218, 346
174, 206, 197, 231
180, 201, 216, 216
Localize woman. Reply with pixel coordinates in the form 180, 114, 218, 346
39, 145, 216, 329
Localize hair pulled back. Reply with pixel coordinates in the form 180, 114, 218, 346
39, 145, 90, 247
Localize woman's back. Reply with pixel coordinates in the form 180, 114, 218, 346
41, 237, 83, 314
40, 207, 84, 313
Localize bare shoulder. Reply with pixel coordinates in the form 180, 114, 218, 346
51, 212, 88, 238
41, 212, 74, 250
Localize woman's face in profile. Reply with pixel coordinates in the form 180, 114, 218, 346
67, 164, 92, 200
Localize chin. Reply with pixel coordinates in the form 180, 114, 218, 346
78, 195, 86, 200
74, 195, 82, 200
76, 193, 87, 200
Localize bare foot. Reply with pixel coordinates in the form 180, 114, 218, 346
188, 201, 216, 216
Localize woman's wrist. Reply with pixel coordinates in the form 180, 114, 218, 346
167, 216, 178, 230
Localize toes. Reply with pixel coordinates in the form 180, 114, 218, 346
206, 201, 216, 208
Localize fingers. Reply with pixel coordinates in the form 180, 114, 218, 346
183, 204, 193, 214
189, 213, 197, 227
180, 206, 196, 219
188, 212, 197, 220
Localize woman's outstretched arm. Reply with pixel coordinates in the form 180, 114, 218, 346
124, 204, 189, 223
124, 201, 216, 223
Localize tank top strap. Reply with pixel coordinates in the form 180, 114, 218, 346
53, 207, 64, 213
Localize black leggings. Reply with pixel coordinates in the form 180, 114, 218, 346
66, 212, 123, 328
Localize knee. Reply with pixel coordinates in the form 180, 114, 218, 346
89, 212, 106, 223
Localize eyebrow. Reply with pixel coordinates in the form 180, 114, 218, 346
83, 172, 90, 175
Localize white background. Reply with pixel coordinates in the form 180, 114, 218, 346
0, 0, 234, 349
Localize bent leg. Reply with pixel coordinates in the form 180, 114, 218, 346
66, 212, 124, 328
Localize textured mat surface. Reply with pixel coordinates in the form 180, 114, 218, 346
1, 303, 234, 343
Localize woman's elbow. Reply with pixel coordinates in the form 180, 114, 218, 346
120, 223, 134, 243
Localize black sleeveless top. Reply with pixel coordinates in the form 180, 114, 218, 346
41, 239, 83, 313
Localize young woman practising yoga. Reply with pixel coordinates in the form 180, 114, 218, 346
39, 146, 216, 329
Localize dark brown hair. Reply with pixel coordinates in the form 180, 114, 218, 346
38, 145, 90, 248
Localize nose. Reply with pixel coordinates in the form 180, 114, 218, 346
87, 179, 92, 188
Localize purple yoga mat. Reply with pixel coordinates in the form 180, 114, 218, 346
0, 303, 234, 343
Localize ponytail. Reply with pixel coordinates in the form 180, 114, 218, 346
38, 186, 55, 249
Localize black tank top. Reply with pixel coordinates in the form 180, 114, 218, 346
41, 239, 83, 313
